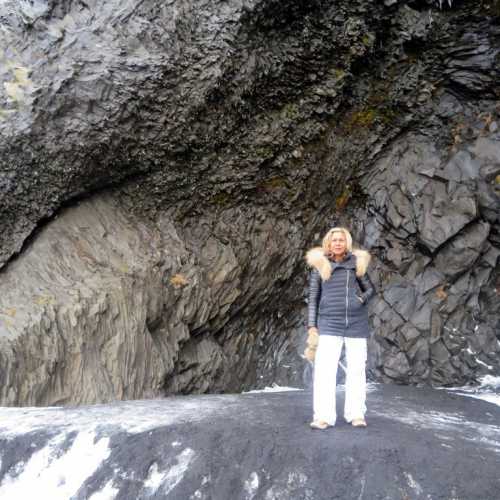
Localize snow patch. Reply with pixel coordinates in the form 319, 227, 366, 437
88, 479, 119, 500
375, 407, 500, 453
263, 470, 311, 500
460, 393, 500, 407
142, 448, 195, 496
479, 375, 500, 390
445, 375, 500, 408
337, 382, 378, 393
287, 471, 307, 487
357, 475, 366, 500
476, 359, 493, 370
189, 475, 210, 500
144, 462, 164, 493
0, 397, 239, 437
244, 471, 259, 499
0, 431, 110, 500
404, 472, 423, 495
163, 448, 195, 495
244, 384, 302, 394
245, 382, 377, 395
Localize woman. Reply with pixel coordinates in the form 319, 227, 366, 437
304, 227, 375, 430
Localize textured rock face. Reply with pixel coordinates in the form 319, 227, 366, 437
0, 197, 170, 405
0, 195, 304, 405
0, 0, 499, 405
361, 134, 500, 385
0, 0, 375, 267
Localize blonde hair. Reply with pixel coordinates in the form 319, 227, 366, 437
306, 227, 371, 279
322, 227, 353, 255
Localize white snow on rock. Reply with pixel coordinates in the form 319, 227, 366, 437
244, 471, 260, 499
142, 448, 195, 496
445, 375, 500, 408
478, 375, 500, 391
0, 396, 242, 437
243, 384, 302, 394
476, 359, 494, 370
243, 382, 378, 395
88, 479, 119, 500
144, 462, 164, 493
0, 383, 498, 499
375, 406, 500, 453
162, 448, 196, 496
262, 470, 312, 499
0, 431, 110, 499
403, 472, 423, 496
464, 393, 500, 407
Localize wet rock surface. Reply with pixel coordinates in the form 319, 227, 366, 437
0, 385, 499, 499
0, 0, 499, 405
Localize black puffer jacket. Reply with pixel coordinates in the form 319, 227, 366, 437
306, 249, 375, 338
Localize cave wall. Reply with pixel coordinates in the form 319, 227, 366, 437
0, 0, 499, 405
361, 134, 500, 384
0, 195, 306, 405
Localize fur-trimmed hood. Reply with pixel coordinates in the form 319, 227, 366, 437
306, 246, 371, 281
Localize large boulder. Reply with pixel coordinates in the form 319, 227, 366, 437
0, 385, 499, 499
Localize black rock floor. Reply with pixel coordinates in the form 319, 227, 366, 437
0, 384, 499, 499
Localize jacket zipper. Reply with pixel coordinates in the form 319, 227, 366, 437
345, 270, 349, 328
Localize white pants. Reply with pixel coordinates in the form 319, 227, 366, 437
313, 335, 367, 425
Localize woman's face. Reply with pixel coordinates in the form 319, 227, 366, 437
329, 231, 347, 256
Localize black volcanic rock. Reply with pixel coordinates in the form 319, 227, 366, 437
0, 385, 499, 499
0, 0, 499, 405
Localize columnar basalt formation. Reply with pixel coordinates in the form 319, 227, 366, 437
0, 0, 499, 405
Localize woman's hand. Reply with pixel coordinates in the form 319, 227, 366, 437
307, 327, 319, 344
307, 326, 319, 338
304, 327, 319, 362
